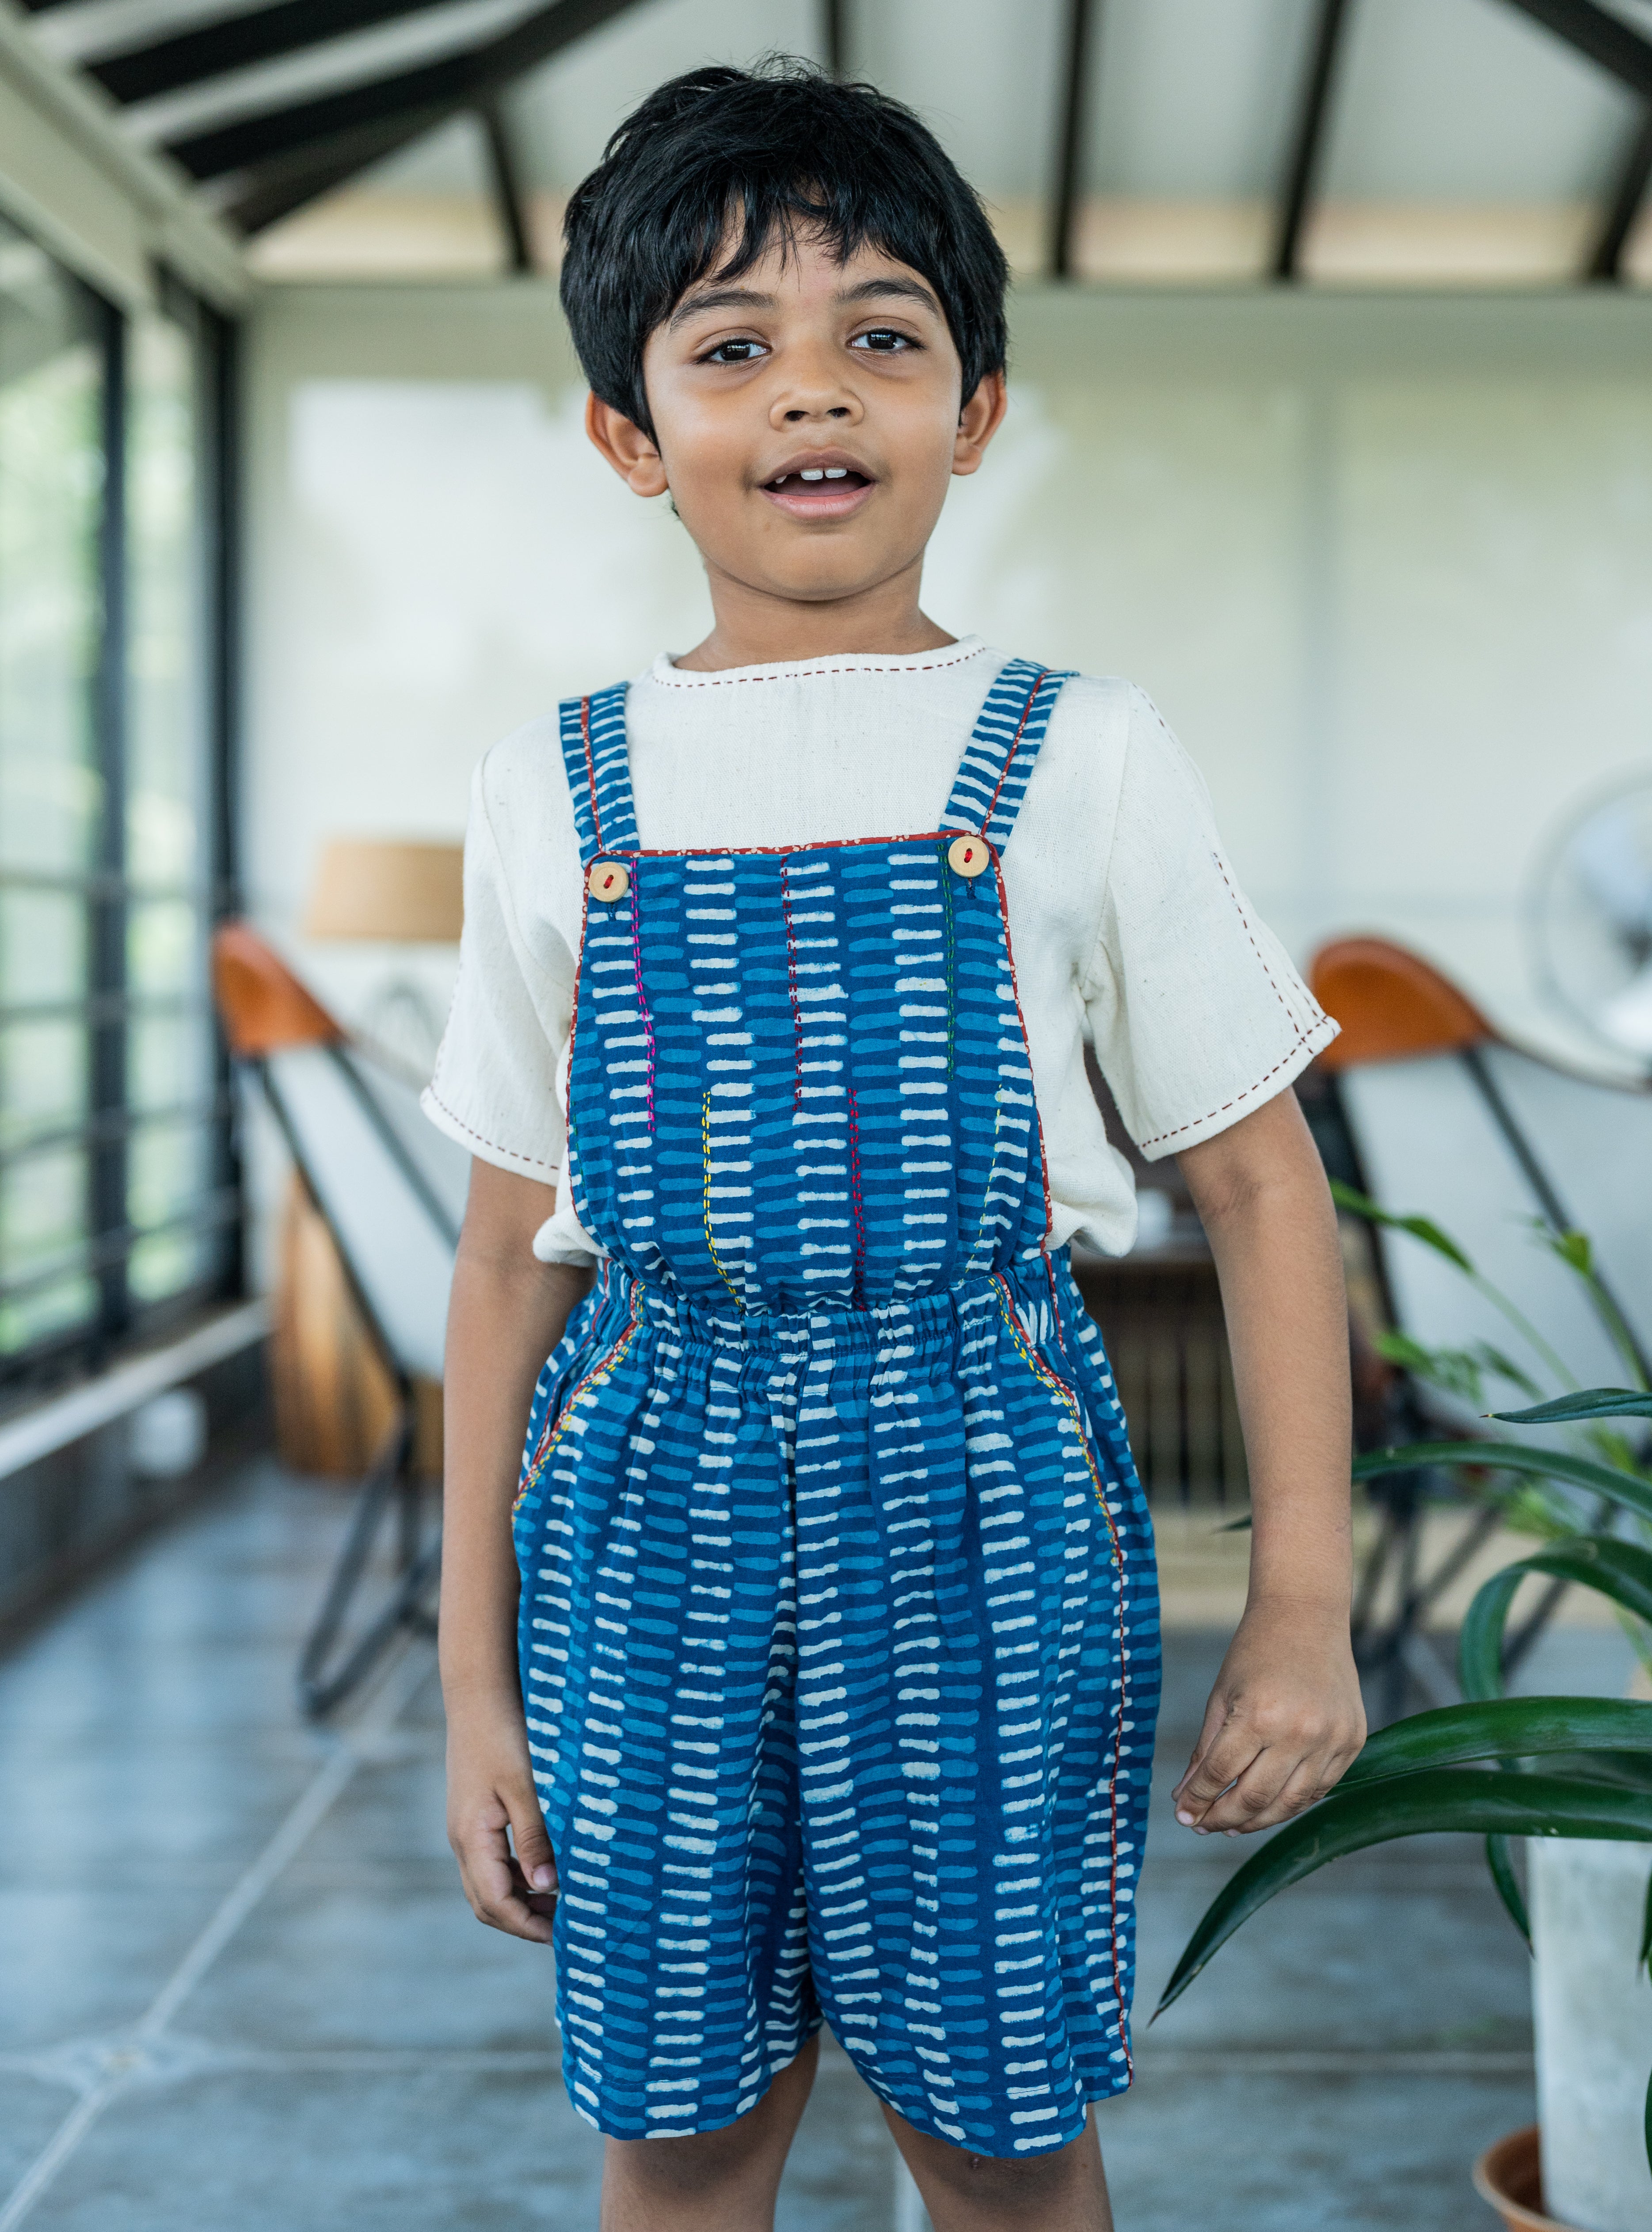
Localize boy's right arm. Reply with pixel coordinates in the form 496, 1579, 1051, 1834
441, 1159, 592, 1943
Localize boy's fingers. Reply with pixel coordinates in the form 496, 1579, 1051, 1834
1173, 1720, 1260, 1822
458, 1845, 556, 1942
507, 1786, 558, 1894
1207, 1752, 1322, 1833
1195, 1748, 1296, 1833
449, 1802, 556, 1942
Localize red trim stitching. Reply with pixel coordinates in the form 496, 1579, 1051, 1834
1215, 852, 1302, 1028
628, 863, 656, 1133
1137, 1018, 1336, 1150
513, 1283, 644, 1515
561, 882, 591, 1205
579, 694, 604, 853
990, 1275, 1133, 2082
421, 1084, 560, 1173
978, 667, 1049, 835
623, 826, 957, 861
847, 1085, 867, 1309
990, 849, 1055, 1258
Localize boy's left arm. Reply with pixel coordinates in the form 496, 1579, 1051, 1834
1170, 1086, 1367, 1834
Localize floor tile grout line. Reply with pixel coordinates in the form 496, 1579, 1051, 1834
0, 1639, 434, 2232
0, 2094, 112, 2232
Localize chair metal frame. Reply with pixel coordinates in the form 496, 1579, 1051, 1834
213, 922, 452, 1718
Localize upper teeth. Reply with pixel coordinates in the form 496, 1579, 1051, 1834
797, 468, 849, 481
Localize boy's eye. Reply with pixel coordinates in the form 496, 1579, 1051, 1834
701, 337, 767, 364
851, 328, 917, 354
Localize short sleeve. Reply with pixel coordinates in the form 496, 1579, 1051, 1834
420, 757, 573, 1182
1083, 689, 1337, 1161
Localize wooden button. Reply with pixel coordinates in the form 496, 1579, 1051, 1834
947, 834, 990, 879
587, 859, 630, 902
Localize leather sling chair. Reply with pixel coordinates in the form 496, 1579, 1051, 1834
213, 922, 467, 1716
1308, 935, 1652, 1712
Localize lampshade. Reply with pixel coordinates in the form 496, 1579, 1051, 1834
304, 840, 464, 943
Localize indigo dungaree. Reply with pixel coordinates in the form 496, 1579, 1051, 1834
513, 659, 1161, 2155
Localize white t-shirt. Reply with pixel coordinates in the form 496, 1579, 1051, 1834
423, 636, 1336, 1264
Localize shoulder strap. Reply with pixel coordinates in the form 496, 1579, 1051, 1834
557, 684, 637, 862
941, 658, 1073, 850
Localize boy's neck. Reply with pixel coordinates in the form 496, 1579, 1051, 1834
674, 567, 955, 673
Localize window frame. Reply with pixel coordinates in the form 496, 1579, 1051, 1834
0, 251, 243, 1396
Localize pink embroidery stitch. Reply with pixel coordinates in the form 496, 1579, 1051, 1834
847, 1085, 867, 1308
780, 859, 805, 1106
628, 861, 656, 1133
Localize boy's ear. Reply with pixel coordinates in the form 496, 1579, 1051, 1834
585, 392, 670, 498
952, 370, 1009, 479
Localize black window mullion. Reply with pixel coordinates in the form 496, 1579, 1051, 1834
89, 297, 129, 1351
202, 298, 245, 1304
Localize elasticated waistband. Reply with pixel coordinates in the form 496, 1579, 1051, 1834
590, 1254, 1072, 1365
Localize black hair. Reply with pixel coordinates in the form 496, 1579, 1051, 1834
560, 58, 1009, 440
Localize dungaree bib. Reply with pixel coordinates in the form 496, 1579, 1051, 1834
514, 659, 1161, 2156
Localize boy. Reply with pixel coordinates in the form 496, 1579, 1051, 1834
426, 60, 1363, 2232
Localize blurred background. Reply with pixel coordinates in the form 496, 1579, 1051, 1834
3, 2, 1652, 2228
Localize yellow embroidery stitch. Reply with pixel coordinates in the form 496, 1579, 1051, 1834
512, 1289, 643, 1516
990, 1276, 1122, 1560
701, 1091, 746, 1311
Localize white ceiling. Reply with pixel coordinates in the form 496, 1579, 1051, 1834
22, 0, 1652, 281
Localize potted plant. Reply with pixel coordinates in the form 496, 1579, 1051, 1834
1159, 1190, 1652, 2231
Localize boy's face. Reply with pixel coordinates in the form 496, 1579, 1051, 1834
587, 230, 1005, 611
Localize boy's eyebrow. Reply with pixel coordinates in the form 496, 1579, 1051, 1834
669, 275, 943, 327
836, 276, 942, 316
670, 285, 773, 327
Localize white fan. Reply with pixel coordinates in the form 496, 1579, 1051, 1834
1531, 772, 1652, 1065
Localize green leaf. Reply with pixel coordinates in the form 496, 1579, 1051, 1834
1548, 1228, 1594, 1277
1458, 1538, 1652, 1701
1354, 1440, 1652, 1529
1376, 1332, 1488, 1406
1329, 1181, 1474, 1273
1495, 1388, 1652, 1426
1485, 1833, 1530, 1948
1155, 1769, 1652, 2016
1473, 1346, 1545, 1402
1339, 1694, 1652, 1786
1537, 1750, 1652, 1793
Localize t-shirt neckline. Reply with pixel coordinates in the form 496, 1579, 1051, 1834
649, 634, 988, 688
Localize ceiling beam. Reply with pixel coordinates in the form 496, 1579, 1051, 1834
477, 92, 533, 272
1492, 0, 1652, 101
1588, 102, 1652, 279
168, 0, 643, 185
1048, 0, 1097, 280
217, 109, 450, 234
1272, 0, 1354, 281
88, 1, 461, 109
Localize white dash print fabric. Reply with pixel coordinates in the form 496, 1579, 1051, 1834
510, 662, 1161, 2154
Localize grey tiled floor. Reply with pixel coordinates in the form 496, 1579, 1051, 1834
0, 1461, 1600, 2229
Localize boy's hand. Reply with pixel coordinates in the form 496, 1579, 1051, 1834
446, 1697, 560, 1942
1172, 1604, 1366, 1836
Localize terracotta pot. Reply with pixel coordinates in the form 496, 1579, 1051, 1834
1473, 2127, 1578, 2232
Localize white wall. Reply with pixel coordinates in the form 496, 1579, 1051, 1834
244, 280, 1652, 1060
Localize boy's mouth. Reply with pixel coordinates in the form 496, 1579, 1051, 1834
760, 459, 875, 521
